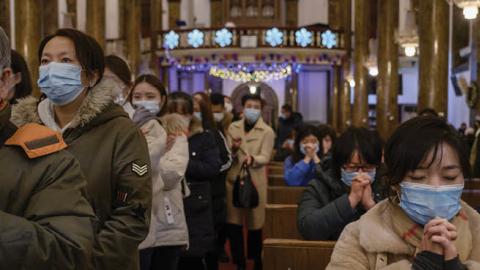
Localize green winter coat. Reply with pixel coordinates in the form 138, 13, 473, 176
11, 79, 152, 270
0, 105, 95, 269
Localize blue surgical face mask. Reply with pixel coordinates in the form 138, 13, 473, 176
300, 143, 319, 155
340, 169, 376, 186
399, 182, 463, 225
194, 112, 202, 121
244, 108, 261, 123
132, 100, 160, 115
38, 62, 85, 106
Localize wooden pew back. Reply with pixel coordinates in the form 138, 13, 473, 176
462, 189, 480, 209
267, 186, 305, 204
269, 174, 286, 186
264, 204, 301, 239
465, 179, 480, 190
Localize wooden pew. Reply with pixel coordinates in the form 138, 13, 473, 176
264, 239, 336, 270
269, 174, 286, 186
269, 166, 284, 175
462, 189, 480, 209
264, 204, 301, 239
465, 179, 480, 190
268, 186, 305, 204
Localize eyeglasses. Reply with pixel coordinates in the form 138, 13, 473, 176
342, 164, 376, 173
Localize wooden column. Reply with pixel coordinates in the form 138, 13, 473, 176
352, 0, 370, 127
15, 0, 41, 96
0, 0, 9, 37
168, 0, 181, 29
376, 0, 399, 140
210, 0, 223, 27
285, 0, 299, 27
150, 0, 162, 76
417, 0, 448, 116
338, 0, 352, 132
41, 0, 58, 36
125, 0, 141, 76
66, 0, 77, 28
86, 0, 105, 48
330, 65, 341, 131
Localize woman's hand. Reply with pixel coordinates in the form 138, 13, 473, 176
348, 175, 370, 209
421, 218, 458, 260
361, 183, 376, 210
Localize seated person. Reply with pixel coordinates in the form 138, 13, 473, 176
284, 124, 322, 186
327, 116, 480, 269
317, 124, 337, 171
297, 127, 384, 240
274, 129, 296, 162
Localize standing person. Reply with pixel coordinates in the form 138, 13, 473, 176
194, 92, 233, 270
226, 94, 275, 270
166, 92, 222, 270
297, 127, 384, 241
275, 104, 302, 152
104, 54, 135, 116
327, 116, 480, 269
8, 50, 32, 103
11, 28, 152, 270
129, 75, 190, 270
211, 92, 233, 135
0, 26, 95, 270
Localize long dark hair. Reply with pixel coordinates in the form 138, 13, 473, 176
317, 124, 337, 157
10, 50, 32, 104
194, 92, 216, 130
130, 74, 167, 116
105, 54, 132, 87
166, 92, 193, 115
291, 124, 321, 163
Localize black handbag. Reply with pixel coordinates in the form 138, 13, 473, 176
233, 164, 259, 208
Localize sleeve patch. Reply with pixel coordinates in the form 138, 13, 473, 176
132, 162, 148, 176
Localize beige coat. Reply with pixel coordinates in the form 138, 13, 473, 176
226, 118, 275, 230
327, 200, 480, 270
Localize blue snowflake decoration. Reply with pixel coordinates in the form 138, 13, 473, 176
265, 27, 283, 47
321, 30, 337, 49
164, 30, 179, 50
187, 29, 204, 48
214, 28, 233, 47
295, 28, 313, 47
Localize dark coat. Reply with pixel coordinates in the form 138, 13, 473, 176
297, 164, 384, 241
183, 119, 222, 257
275, 112, 303, 149
211, 130, 232, 225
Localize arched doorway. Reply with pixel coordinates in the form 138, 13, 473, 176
231, 83, 279, 127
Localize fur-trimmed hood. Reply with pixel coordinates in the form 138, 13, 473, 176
11, 79, 122, 130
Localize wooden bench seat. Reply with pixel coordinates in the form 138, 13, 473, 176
263, 238, 336, 270
267, 186, 305, 204
465, 179, 480, 190
269, 174, 286, 186
462, 189, 480, 209
264, 204, 301, 239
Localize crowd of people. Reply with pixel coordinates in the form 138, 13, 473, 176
1, 26, 480, 270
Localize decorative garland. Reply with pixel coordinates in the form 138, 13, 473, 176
209, 64, 292, 83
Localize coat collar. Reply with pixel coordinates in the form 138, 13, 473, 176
232, 117, 267, 133
11, 78, 116, 130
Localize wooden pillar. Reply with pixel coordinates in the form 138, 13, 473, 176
125, 0, 141, 76
66, 0, 77, 28
0, 0, 9, 37
15, 0, 41, 96
168, 0, 181, 29
150, 0, 162, 76
417, 0, 449, 116
210, 0, 223, 27
41, 0, 58, 36
338, 0, 352, 132
376, 0, 399, 140
285, 0, 299, 27
352, 0, 370, 127
330, 65, 341, 131
86, 0, 105, 48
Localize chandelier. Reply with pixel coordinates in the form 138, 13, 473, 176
396, 10, 418, 57
454, 0, 480, 20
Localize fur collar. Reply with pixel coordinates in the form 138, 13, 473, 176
11, 79, 116, 129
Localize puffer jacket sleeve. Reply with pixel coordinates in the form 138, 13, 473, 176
93, 127, 152, 270
186, 131, 222, 181
160, 135, 189, 190
0, 153, 95, 270
296, 178, 358, 240
284, 156, 313, 186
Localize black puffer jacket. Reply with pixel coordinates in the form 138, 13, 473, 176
296, 164, 385, 241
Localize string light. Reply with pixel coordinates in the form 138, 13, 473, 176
209, 65, 292, 83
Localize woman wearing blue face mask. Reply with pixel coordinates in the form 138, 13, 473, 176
283, 124, 322, 186
297, 127, 384, 241
11, 28, 152, 270
327, 117, 480, 269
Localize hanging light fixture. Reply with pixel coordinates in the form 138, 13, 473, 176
454, 0, 480, 20
364, 39, 378, 77
396, 9, 419, 57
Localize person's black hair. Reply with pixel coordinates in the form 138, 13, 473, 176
291, 124, 321, 163
332, 127, 383, 178
418, 108, 439, 117
282, 104, 292, 112
166, 91, 193, 115
105, 55, 132, 87
10, 50, 32, 104
194, 92, 217, 130
38, 28, 105, 86
384, 116, 471, 197
241, 93, 263, 108
210, 93, 225, 107
130, 74, 167, 116
317, 124, 337, 157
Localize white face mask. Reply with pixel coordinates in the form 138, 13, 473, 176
132, 100, 161, 115
225, 102, 233, 113
213, 112, 225, 122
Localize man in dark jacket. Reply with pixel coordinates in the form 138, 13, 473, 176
0, 27, 95, 269
275, 104, 302, 152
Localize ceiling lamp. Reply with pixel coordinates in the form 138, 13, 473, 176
396, 9, 418, 57
454, 0, 480, 20
364, 39, 378, 77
